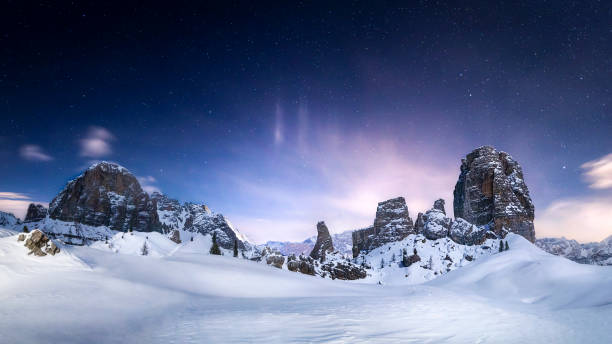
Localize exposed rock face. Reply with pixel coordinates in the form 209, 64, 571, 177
402, 252, 421, 267
433, 199, 446, 215
21, 230, 60, 256
453, 146, 535, 242
310, 221, 334, 260
24, 203, 47, 222
352, 197, 414, 256
151, 192, 247, 250
49, 162, 161, 233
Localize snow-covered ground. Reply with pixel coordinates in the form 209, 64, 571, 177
1, 230, 611, 343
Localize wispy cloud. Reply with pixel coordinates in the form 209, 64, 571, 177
80, 126, 115, 158
19, 144, 53, 162
536, 196, 612, 243
582, 153, 612, 189
0, 192, 30, 200
0, 192, 47, 221
137, 176, 161, 194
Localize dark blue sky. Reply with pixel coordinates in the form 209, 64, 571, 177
1, 1, 611, 242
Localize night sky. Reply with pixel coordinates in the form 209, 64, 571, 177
1, 2, 611, 243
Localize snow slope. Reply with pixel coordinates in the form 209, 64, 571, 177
1, 230, 612, 343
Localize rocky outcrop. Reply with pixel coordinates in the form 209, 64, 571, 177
320, 260, 367, 280
49, 162, 161, 233
352, 197, 414, 256
151, 192, 247, 250
310, 221, 334, 260
24, 203, 47, 222
402, 250, 421, 267
453, 146, 535, 242
287, 255, 315, 275
19, 230, 60, 256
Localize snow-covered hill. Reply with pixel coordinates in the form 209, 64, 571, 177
2, 228, 612, 343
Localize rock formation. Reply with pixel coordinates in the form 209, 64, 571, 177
24, 203, 47, 222
49, 162, 161, 232
352, 197, 414, 256
449, 218, 487, 245
310, 221, 334, 260
453, 146, 535, 242
433, 199, 446, 214
18, 230, 60, 256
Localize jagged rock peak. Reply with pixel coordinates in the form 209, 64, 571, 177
24, 203, 48, 223
453, 146, 535, 242
352, 197, 415, 257
433, 199, 446, 215
48, 161, 161, 233
310, 221, 334, 260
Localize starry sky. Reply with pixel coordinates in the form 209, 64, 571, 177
1, 2, 611, 243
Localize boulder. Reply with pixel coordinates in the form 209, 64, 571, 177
310, 221, 334, 260
287, 255, 315, 275
169, 229, 181, 244
453, 146, 535, 242
320, 260, 367, 280
22, 230, 60, 256
421, 209, 452, 240
24, 203, 48, 222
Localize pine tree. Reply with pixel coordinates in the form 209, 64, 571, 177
380, 258, 385, 268
505, 241, 509, 251
233, 239, 238, 257
391, 253, 396, 262
499, 240, 504, 252
22, 225, 29, 233
190, 236, 194, 242
210, 232, 221, 255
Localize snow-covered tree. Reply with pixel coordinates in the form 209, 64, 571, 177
499, 240, 504, 252
380, 258, 385, 268
505, 241, 509, 251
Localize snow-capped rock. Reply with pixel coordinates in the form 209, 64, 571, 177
419, 208, 452, 240
151, 192, 248, 250
0, 211, 19, 227
536, 236, 612, 266
449, 218, 487, 245
453, 146, 535, 242
263, 230, 354, 256
49, 162, 161, 233
309, 221, 334, 260
24, 203, 47, 222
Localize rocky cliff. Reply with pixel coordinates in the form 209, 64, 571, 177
309, 221, 334, 260
453, 146, 535, 242
49, 162, 161, 232
0, 211, 19, 227
24, 203, 47, 222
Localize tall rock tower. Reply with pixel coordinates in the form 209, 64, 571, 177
453, 146, 535, 242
